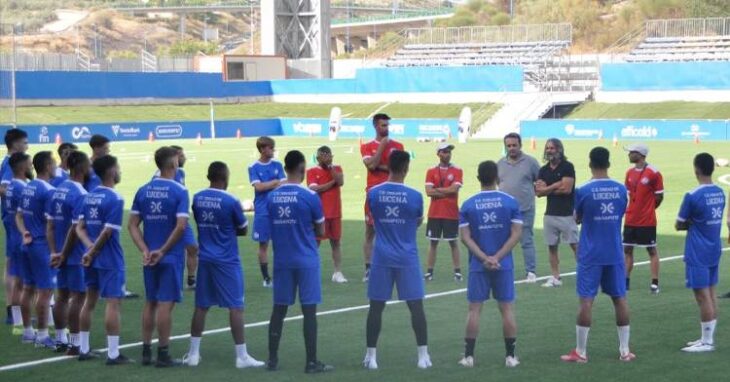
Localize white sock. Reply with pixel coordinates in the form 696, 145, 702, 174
617, 325, 630, 355
37, 328, 49, 340
701, 320, 716, 345
11, 306, 22, 325
235, 343, 248, 359
24, 326, 34, 337
56, 329, 68, 344
107, 336, 120, 359
366, 347, 377, 359
48, 308, 55, 327
69, 333, 80, 347
576, 326, 590, 357
80, 331, 90, 353
189, 336, 201, 356
417, 345, 429, 359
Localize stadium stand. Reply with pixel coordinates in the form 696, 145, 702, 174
626, 17, 730, 62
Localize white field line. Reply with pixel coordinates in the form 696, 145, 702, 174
1, 249, 727, 372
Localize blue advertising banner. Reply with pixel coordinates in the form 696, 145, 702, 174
601, 62, 730, 91
520, 119, 728, 141
280, 118, 458, 139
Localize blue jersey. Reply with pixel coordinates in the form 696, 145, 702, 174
19, 179, 55, 241
248, 160, 286, 216
459, 191, 523, 272
678, 184, 726, 267
367, 182, 424, 268
131, 178, 190, 264
47, 180, 87, 264
193, 188, 247, 264
3, 178, 27, 238
267, 183, 324, 269
153, 168, 186, 185
574, 179, 628, 265
50, 168, 70, 188
0, 155, 11, 220
84, 169, 101, 192
77, 186, 125, 270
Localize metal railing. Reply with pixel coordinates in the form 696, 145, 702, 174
0, 51, 195, 72
646, 17, 730, 38
403, 23, 572, 45
141, 49, 158, 72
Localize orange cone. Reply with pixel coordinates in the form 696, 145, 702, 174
148, 131, 155, 143
530, 136, 536, 151
236, 129, 241, 139
54, 133, 62, 145
694, 133, 700, 144
612, 134, 618, 147
196, 133, 202, 146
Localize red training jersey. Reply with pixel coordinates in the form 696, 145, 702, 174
624, 164, 664, 227
306, 165, 343, 219
425, 164, 463, 220
360, 139, 404, 191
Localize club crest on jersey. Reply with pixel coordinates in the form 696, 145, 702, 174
640, 177, 649, 185
447, 174, 454, 181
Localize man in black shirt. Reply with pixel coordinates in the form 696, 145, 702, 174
535, 138, 578, 288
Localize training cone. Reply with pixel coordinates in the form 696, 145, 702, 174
612, 135, 618, 147
236, 129, 241, 139
54, 133, 62, 145
530, 136, 536, 151
598, 130, 603, 140
694, 133, 700, 144
148, 131, 155, 143
196, 133, 202, 145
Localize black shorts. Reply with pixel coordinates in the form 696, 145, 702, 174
622, 226, 657, 248
426, 218, 459, 241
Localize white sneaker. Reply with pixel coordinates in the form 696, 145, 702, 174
362, 355, 378, 370
332, 272, 348, 283
417, 355, 433, 369
458, 356, 474, 368
182, 353, 200, 367
236, 355, 265, 368
505, 356, 520, 368
525, 272, 537, 283
541, 277, 562, 288
681, 342, 715, 353
686, 339, 703, 347
363, 269, 370, 283
262, 279, 273, 288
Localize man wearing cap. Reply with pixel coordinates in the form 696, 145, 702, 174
497, 133, 541, 283
424, 143, 463, 281
623, 143, 664, 294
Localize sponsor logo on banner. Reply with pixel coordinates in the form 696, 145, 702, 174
389, 124, 405, 135
38, 126, 50, 143
418, 124, 451, 136
111, 125, 141, 138
340, 124, 366, 134
680, 124, 710, 137
292, 122, 322, 134
564, 124, 602, 138
155, 125, 183, 138
620, 125, 658, 138
71, 126, 92, 140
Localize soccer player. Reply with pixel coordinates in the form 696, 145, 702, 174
48, 151, 90, 354
51, 143, 78, 187
183, 161, 265, 368
5, 153, 32, 335
424, 143, 463, 282
676, 153, 726, 352
76, 155, 131, 364
497, 133, 540, 283
1, 129, 29, 325
266, 150, 333, 373
152, 145, 199, 290
16, 151, 58, 348
458, 160, 523, 368
360, 113, 404, 282
363, 150, 431, 370
129, 146, 189, 367
535, 138, 578, 288
84, 134, 110, 192
248, 136, 286, 287
623, 143, 664, 293
306, 145, 347, 283
561, 147, 634, 363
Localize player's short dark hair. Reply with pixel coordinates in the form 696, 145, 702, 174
207, 161, 229, 183
256, 136, 275, 153
32, 151, 53, 174
284, 150, 306, 172
67, 151, 89, 173
9, 152, 30, 174
388, 150, 410, 174
372, 113, 391, 126
154, 146, 178, 170
317, 145, 332, 154
89, 134, 110, 149
589, 147, 610, 170
693, 152, 715, 176
503, 132, 522, 146
4, 129, 27, 149
93, 155, 118, 180
170, 145, 183, 152
477, 160, 498, 186
57, 142, 77, 157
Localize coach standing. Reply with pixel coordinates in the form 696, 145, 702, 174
623, 144, 663, 294
497, 133, 540, 283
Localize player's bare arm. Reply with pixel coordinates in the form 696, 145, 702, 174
654, 193, 664, 208
675, 219, 690, 231
492, 223, 523, 263
363, 137, 390, 170
253, 179, 281, 193
74, 219, 95, 249
15, 210, 32, 245
57, 222, 80, 266
149, 216, 188, 266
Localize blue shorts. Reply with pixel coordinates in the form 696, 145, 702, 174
685, 264, 719, 289
183, 224, 197, 247
195, 260, 244, 309
252, 215, 271, 243
144, 262, 183, 303
577, 262, 626, 298
24, 241, 57, 290
85, 268, 125, 299
367, 265, 425, 302
273, 267, 321, 306
467, 270, 515, 303
6, 232, 22, 278
58, 264, 86, 293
